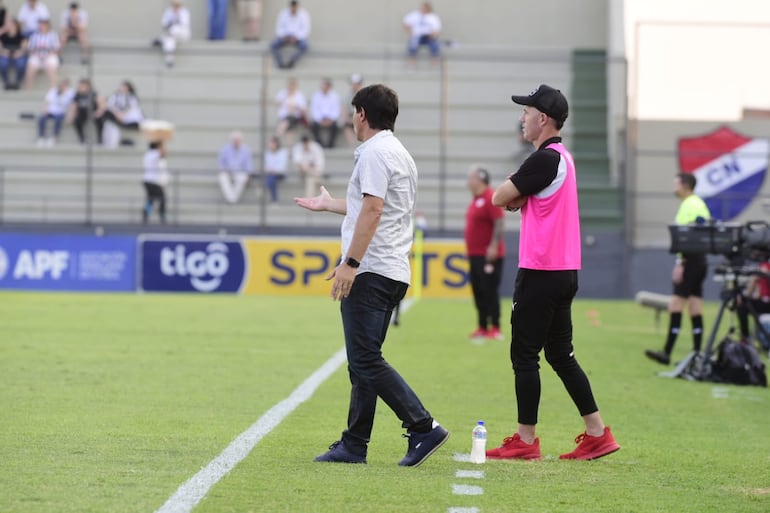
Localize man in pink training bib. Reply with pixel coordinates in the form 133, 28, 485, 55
487, 84, 620, 461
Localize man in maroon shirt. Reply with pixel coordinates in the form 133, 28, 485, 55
464, 165, 506, 340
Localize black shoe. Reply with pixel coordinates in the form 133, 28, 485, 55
151, 38, 162, 48
398, 424, 450, 467
644, 349, 670, 365
314, 440, 366, 464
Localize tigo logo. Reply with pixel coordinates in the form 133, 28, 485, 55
160, 242, 231, 292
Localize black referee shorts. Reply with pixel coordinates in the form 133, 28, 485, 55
673, 255, 707, 298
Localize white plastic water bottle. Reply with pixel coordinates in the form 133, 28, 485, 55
470, 420, 487, 464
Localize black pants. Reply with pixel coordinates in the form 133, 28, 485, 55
510, 269, 598, 425
142, 182, 166, 223
468, 256, 503, 329
95, 111, 139, 144
340, 272, 433, 456
74, 108, 96, 143
310, 122, 339, 148
737, 298, 770, 342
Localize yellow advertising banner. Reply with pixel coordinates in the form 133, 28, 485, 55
241, 237, 469, 298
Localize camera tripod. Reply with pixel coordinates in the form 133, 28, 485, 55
662, 266, 770, 381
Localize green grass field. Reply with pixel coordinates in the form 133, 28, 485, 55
2, 291, 769, 513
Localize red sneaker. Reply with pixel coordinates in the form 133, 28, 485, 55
485, 327, 504, 340
559, 426, 620, 460
486, 433, 541, 460
469, 328, 488, 339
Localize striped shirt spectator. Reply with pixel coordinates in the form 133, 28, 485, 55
24, 18, 59, 90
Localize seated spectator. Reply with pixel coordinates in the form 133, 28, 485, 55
264, 135, 288, 202
292, 134, 324, 198
237, 0, 263, 41
270, 0, 310, 69
95, 80, 143, 147
0, 19, 28, 90
17, 0, 49, 38
402, 2, 441, 62
153, 0, 190, 68
217, 131, 255, 204
24, 18, 59, 90
37, 77, 74, 147
59, 2, 89, 64
340, 74, 364, 146
309, 77, 341, 149
0, 1, 8, 38
67, 77, 97, 144
274, 77, 307, 145
207, 0, 227, 40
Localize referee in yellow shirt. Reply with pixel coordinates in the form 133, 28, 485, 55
646, 173, 711, 365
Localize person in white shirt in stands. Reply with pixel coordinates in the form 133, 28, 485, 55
217, 131, 255, 204
270, 0, 310, 69
274, 77, 307, 146
36, 77, 74, 147
264, 135, 288, 202
293, 134, 325, 198
402, 2, 441, 63
154, 0, 191, 68
59, 2, 89, 64
24, 18, 59, 90
17, 0, 49, 37
94, 80, 143, 147
309, 77, 341, 149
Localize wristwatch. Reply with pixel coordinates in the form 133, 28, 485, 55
345, 257, 361, 268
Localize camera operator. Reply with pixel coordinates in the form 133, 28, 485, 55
645, 173, 711, 365
736, 253, 770, 348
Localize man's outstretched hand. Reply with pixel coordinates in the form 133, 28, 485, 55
294, 185, 332, 212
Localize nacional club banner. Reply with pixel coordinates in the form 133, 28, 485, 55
678, 125, 769, 220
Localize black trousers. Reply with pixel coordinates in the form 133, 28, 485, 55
468, 256, 503, 329
510, 268, 598, 425
142, 182, 166, 223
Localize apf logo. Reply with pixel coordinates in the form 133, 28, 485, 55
678, 126, 769, 220
142, 239, 246, 293
0, 246, 8, 280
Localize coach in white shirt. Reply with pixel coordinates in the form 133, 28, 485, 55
18, 0, 50, 37
310, 78, 341, 149
270, 0, 310, 69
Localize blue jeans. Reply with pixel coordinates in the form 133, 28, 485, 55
0, 54, 28, 87
265, 174, 284, 202
339, 272, 433, 456
270, 37, 308, 67
408, 35, 441, 57
207, 0, 228, 40
38, 113, 65, 138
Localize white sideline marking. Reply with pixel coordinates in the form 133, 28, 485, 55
712, 387, 729, 399
455, 470, 485, 479
448, 508, 480, 513
453, 452, 472, 462
155, 298, 418, 513
154, 348, 346, 513
452, 484, 484, 496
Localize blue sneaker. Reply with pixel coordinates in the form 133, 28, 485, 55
314, 441, 367, 464
398, 424, 450, 467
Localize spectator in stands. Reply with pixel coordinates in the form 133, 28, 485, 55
0, 18, 28, 90
340, 74, 364, 146
142, 140, 169, 224
24, 18, 59, 90
59, 2, 89, 64
402, 2, 441, 63
207, 0, 227, 40
736, 255, 770, 348
95, 80, 143, 146
36, 77, 74, 147
293, 134, 324, 198
270, 0, 310, 69
68, 77, 97, 144
0, 1, 8, 38
274, 77, 307, 146
309, 77, 341, 149
217, 131, 255, 204
237, 0, 263, 41
17, 0, 49, 37
264, 135, 288, 202
154, 0, 191, 68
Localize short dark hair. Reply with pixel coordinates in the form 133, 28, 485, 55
476, 167, 489, 184
351, 84, 399, 132
677, 173, 697, 191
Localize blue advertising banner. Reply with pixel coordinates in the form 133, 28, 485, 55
0, 233, 136, 291
140, 238, 247, 293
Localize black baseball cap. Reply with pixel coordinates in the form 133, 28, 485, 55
511, 84, 568, 123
